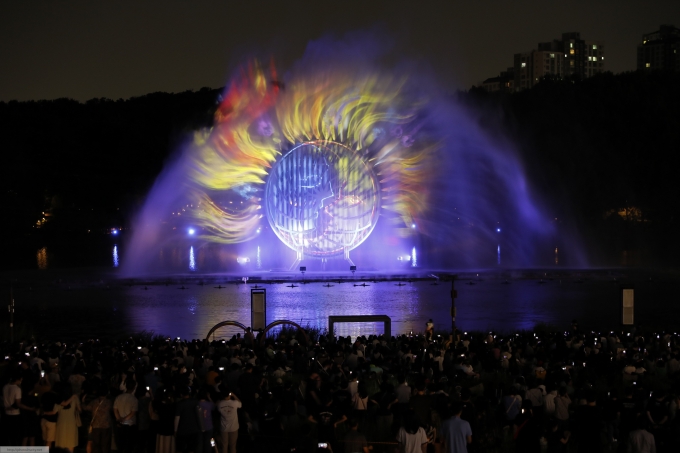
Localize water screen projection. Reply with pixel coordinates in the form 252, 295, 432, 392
122, 39, 569, 275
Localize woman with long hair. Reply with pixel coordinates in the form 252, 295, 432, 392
351, 382, 376, 433
396, 410, 428, 453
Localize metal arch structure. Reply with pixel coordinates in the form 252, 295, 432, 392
258, 319, 310, 346
205, 320, 248, 341
265, 140, 381, 269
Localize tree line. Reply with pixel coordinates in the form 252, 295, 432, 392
2, 72, 678, 265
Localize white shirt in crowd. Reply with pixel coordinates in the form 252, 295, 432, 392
218, 398, 242, 433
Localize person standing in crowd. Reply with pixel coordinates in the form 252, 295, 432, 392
197, 388, 216, 453
41, 383, 60, 448
114, 377, 139, 453
3, 371, 37, 446
554, 387, 571, 430
218, 391, 241, 453
513, 401, 542, 453
343, 418, 371, 453
573, 391, 604, 453
396, 410, 429, 453
425, 320, 434, 341
374, 382, 398, 444
54, 383, 81, 452
21, 377, 41, 446
619, 386, 641, 448
137, 383, 154, 453
351, 382, 372, 431
151, 388, 176, 453
81, 384, 113, 453
545, 419, 570, 453
626, 416, 656, 453
502, 388, 522, 423
174, 386, 202, 453
441, 402, 472, 453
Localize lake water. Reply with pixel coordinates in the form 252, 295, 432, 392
4, 264, 680, 341
2, 240, 678, 341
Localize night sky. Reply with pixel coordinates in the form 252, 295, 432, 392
1, 1, 679, 102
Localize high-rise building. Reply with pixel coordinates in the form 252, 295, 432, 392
514, 52, 533, 91
561, 32, 605, 79
512, 32, 604, 91
532, 50, 564, 84
637, 25, 680, 72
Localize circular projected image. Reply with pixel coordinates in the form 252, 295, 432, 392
265, 140, 380, 257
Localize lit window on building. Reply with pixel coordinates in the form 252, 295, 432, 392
646, 63, 651, 68
550, 53, 555, 58
570, 43, 573, 48
593, 56, 597, 61
521, 62, 526, 68
570, 49, 574, 55
593, 45, 597, 50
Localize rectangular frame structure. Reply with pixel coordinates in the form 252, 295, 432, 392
328, 315, 391, 338
621, 287, 634, 326
251, 288, 266, 330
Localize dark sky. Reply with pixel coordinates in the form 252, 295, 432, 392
1, 1, 678, 102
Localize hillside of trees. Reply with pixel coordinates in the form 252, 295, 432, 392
1, 71, 679, 265
463, 71, 680, 265
0, 87, 221, 235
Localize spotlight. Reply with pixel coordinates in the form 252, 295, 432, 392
188, 228, 196, 236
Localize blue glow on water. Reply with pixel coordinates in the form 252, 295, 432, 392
257, 246, 262, 270
497, 245, 501, 265
412, 247, 417, 267
113, 245, 119, 268
187, 296, 197, 315
189, 246, 196, 271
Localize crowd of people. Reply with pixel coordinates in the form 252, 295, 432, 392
2, 320, 680, 453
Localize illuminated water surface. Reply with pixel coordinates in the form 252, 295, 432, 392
10, 270, 680, 341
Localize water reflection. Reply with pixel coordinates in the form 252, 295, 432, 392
37, 247, 48, 270
257, 246, 262, 270
497, 245, 501, 266
187, 296, 197, 315
113, 245, 119, 268
189, 246, 196, 271
411, 247, 417, 267
15, 272, 673, 340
